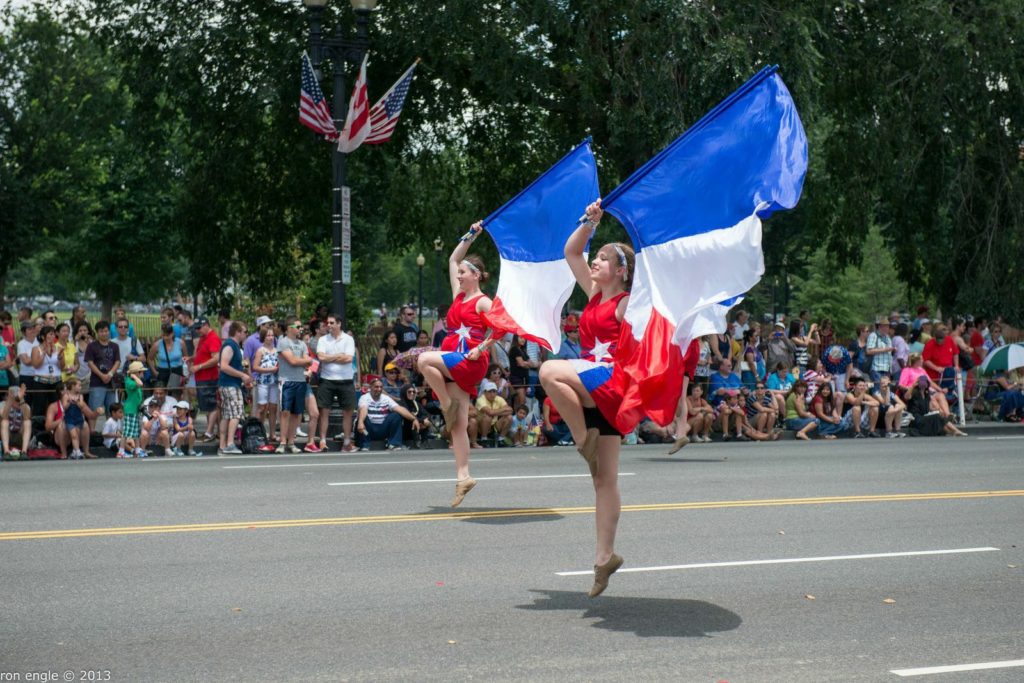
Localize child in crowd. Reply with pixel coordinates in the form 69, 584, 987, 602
140, 400, 170, 454
170, 400, 197, 456
103, 403, 126, 457
510, 405, 531, 447
122, 361, 147, 457
63, 378, 98, 459
1, 387, 32, 459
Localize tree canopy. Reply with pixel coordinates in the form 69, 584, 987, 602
2, 0, 1022, 325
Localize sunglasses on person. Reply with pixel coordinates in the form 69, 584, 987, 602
289, 324, 302, 329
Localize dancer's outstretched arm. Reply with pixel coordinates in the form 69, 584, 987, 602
448, 221, 483, 298
565, 200, 603, 296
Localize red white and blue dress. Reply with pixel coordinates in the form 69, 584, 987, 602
568, 291, 628, 431
441, 292, 491, 398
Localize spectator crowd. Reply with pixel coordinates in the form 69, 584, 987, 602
1, 301, 1021, 460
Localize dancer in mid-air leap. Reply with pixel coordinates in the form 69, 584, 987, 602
416, 222, 496, 508
539, 200, 633, 597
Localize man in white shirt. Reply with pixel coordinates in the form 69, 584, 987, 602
732, 310, 750, 341
315, 314, 358, 452
356, 378, 416, 451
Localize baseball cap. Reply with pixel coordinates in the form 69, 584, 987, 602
175, 400, 191, 410
384, 362, 398, 372
192, 316, 210, 330
481, 380, 498, 392
563, 314, 579, 332
255, 315, 272, 327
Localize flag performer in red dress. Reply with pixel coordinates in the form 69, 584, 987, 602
416, 222, 496, 507
539, 199, 631, 597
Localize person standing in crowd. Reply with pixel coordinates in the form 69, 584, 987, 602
2, 310, 17, 352
392, 305, 419, 353
216, 321, 251, 455
16, 320, 40, 414
866, 318, 895, 386
416, 222, 496, 507
376, 331, 400, 376
912, 305, 930, 332
252, 327, 280, 442
788, 320, 812, 374
508, 334, 532, 412
539, 200, 633, 597
112, 318, 145, 385
316, 314, 357, 453
732, 310, 750, 341
217, 308, 232, 340
922, 323, 960, 393
30, 326, 62, 417
189, 317, 221, 443
105, 307, 133, 338
276, 316, 313, 454
84, 320, 119, 427
891, 322, 910, 377
148, 323, 185, 390
556, 315, 582, 360
57, 322, 78, 384
741, 329, 764, 388
244, 316, 274, 376
431, 307, 448, 348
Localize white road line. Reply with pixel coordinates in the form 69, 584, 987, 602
976, 436, 1024, 440
890, 659, 1024, 677
556, 547, 999, 576
224, 458, 500, 470
328, 473, 636, 486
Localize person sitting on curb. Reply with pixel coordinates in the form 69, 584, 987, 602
169, 400, 198, 456
356, 378, 416, 451
685, 383, 714, 443
1, 386, 32, 459
784, 379, 819, 441
475, 380, 513, 446
102, 403, 125, 457
841, 376, 881, 438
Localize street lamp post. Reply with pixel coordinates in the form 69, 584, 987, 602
416, 253, 425, 331
303, 0, 379, 326
433, 236, 443, 320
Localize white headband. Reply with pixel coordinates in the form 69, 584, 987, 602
612, 245, 628, 281
461, 259, 480, 274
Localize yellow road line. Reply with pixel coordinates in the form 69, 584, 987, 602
2, 489, 1022, 541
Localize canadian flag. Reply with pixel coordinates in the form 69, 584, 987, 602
337, 55, 370, 153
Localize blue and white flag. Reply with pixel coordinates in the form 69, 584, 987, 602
604, 66, 808, 431
482, 139, 600, 353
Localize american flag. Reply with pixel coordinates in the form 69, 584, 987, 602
299, 52, 338, 140
364, 59, 419, 144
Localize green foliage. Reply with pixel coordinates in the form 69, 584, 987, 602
2, 0, 1022, 326
792, 227, 907, 335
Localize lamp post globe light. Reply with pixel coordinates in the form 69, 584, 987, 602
302, 0, 380, 326
415, 253, 426, 330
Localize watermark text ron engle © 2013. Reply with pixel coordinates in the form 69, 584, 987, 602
0, 671, 112, 682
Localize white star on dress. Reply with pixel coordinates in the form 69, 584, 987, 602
454, 324, 472, 353
589, 339, 613, 362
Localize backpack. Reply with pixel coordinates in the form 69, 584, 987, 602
238, 417, 269, 454
765, 335, 793, 370
27, 447, 63, 460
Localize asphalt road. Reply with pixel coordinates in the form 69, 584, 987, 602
1, 435, 1022, 682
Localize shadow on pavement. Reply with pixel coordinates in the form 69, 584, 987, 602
637, 457, 728, 463
421, 506, 565, 525
516, 589, 741, 638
